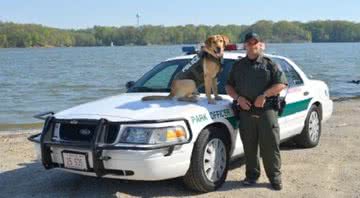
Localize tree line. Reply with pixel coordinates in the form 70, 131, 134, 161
1, 20, 360, 48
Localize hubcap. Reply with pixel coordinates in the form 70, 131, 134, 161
308, 111, 320, 142
203, 138, 227, 182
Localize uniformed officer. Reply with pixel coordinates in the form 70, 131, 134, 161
225, 32, 288, 190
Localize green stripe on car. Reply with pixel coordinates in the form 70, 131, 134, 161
280, 98, 312, 117
225, 98, 312, 128
226, 116, 239, 129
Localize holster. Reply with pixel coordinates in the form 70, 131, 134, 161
266, 96, 287, 116
231, 96, 286, 118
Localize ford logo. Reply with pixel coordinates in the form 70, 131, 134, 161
70, 120, 78, 124
79, 129, 91, 136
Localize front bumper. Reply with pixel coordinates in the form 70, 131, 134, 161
28, 117, 193, 181
322, 99, 333, 123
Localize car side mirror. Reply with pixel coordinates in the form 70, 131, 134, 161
126, 81, 135, 89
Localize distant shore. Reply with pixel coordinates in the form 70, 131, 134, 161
2, 41, 360, 49
1, 20, 360, 48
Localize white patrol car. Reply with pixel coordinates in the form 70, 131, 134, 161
29, 46, 333, 192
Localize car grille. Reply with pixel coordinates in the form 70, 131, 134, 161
59, 122, 119, 144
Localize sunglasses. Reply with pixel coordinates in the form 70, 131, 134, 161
246, 39, 259, 45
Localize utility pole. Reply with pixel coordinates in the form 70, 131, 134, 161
136, 13, 140, 27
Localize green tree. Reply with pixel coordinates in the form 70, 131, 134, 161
272, 21, 311, 43
240, 20, 273, 42
0, 34, 7, 47
1, 20, 360, 48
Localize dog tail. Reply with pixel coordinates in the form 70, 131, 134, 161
141, 93, 174, 101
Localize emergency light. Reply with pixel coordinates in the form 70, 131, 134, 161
182, 46, 196, 54
225, 44, 237, 51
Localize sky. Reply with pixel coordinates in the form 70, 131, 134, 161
1, 0, 360, 29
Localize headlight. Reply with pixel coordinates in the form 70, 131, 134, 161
119, 125, 188, 145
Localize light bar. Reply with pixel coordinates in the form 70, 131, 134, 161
182, 46, 196, 54
225, 44, 237, 51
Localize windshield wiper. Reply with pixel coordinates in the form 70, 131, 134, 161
130, 86, 170, 92
131, 86, 152, 91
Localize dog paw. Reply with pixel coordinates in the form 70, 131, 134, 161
215, 95, 222, 100
208, 99, 216, 104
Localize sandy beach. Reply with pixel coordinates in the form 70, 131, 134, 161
0, 99, 359, 198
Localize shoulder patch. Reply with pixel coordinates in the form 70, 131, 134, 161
263, 56, 278, 69
262, 56, 274, 63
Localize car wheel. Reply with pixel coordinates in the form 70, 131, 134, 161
183, 127, 229, 192
295, 105, 321, 148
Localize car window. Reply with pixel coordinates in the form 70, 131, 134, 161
127, 58, 237, 94
128, 59, 189, 92
143, 64, 178, 88
273, 58, 304, 87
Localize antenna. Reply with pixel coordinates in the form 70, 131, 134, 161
136, 13, 140, 27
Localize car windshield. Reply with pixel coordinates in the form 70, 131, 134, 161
127, 58, 237, 94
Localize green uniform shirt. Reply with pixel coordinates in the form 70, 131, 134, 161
227, 54, 288, 102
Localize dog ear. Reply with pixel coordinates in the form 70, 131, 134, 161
221, 35, 230, 47
205, 36, 213, 47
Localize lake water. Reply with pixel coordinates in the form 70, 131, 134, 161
1, 43, 360, 127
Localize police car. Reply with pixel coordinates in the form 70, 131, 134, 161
29, 45, 333, 192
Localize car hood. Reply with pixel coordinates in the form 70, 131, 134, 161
55, 93, 229, 121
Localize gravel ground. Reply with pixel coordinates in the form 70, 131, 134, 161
0, 99, 359, 198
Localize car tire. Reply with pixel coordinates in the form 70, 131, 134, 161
183, 127, 230, 192
295, 105, 322, 148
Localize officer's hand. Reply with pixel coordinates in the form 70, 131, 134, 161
254, 95, 266, 108
237, 96, 251, 111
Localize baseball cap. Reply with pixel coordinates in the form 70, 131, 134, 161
244, 32, 261, 43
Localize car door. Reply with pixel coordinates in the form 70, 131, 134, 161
273, 58, 310, 139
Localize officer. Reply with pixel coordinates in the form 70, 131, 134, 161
225, 32, 288, 190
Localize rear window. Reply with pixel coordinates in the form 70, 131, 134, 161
272, 58, 304, 87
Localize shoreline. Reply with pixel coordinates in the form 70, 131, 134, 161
332, 95, 360, 101
0, 123, 43, 134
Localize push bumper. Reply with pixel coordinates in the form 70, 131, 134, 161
28, 117, 193, 180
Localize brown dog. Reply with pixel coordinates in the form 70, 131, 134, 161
142, 35, 230, 104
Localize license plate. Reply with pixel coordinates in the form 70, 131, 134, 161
62, 152, 88, 171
